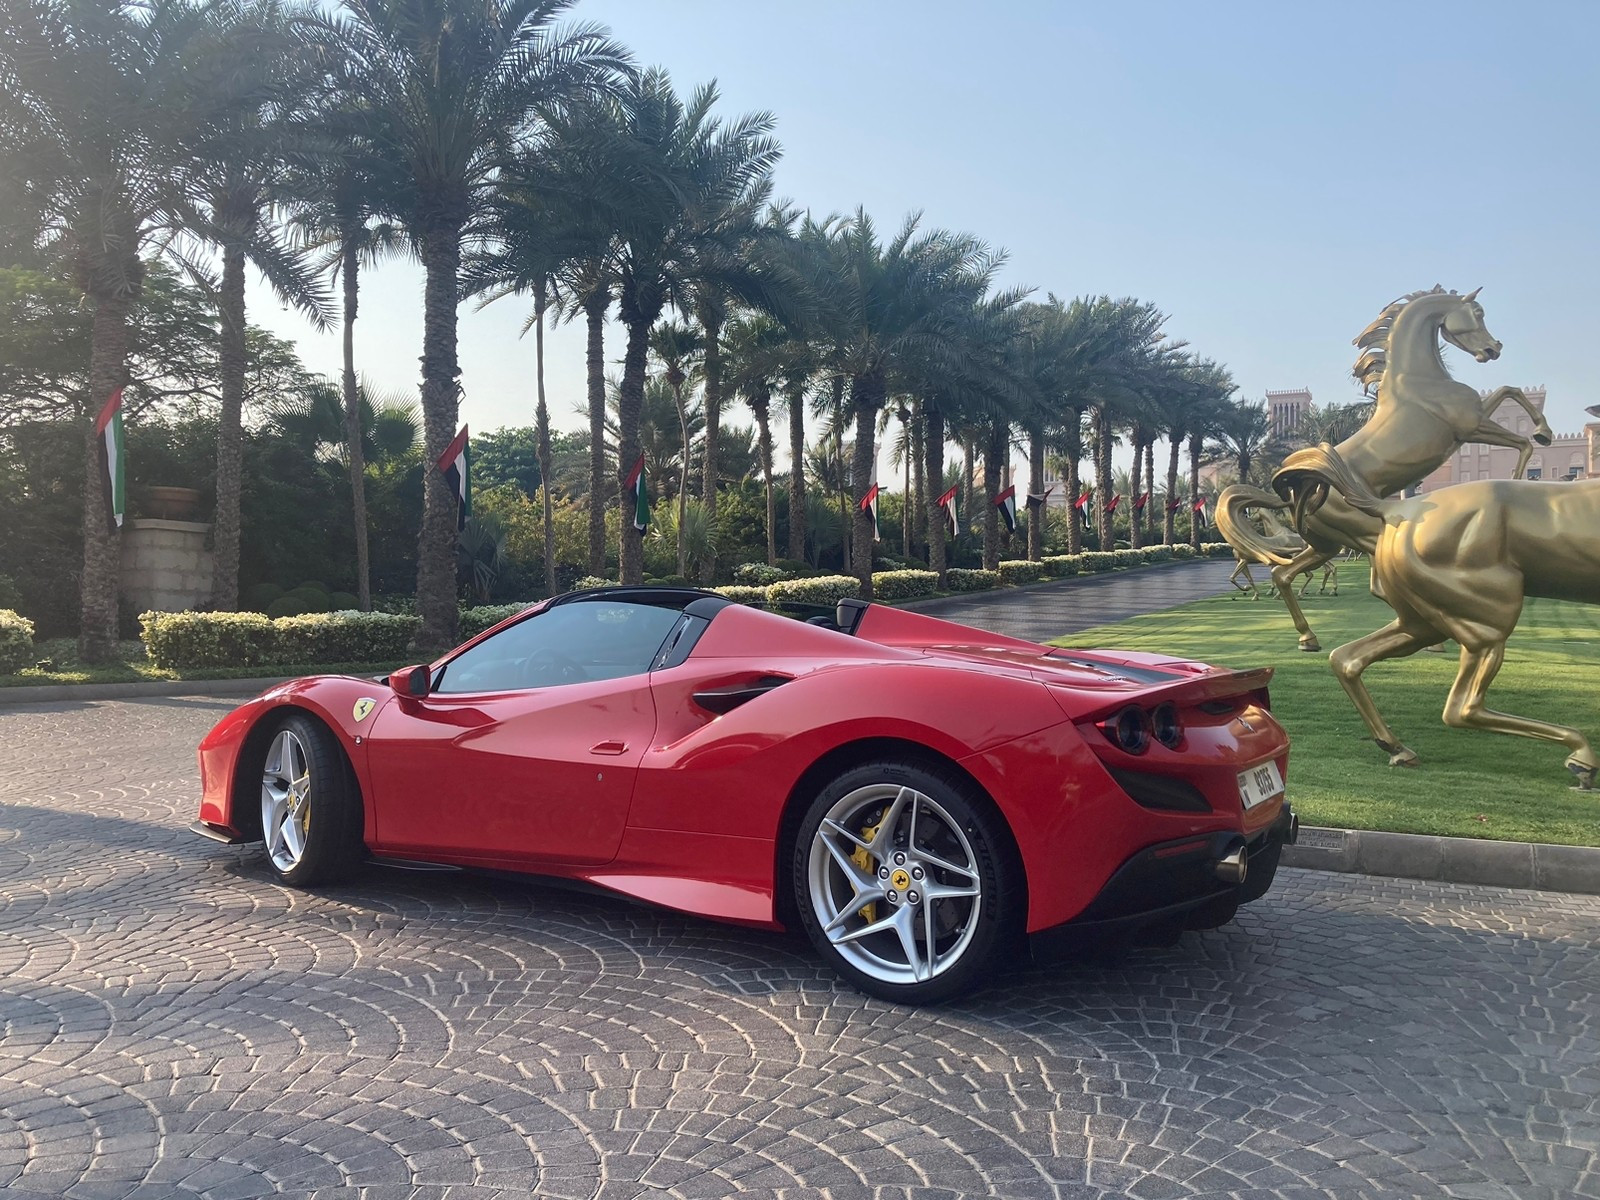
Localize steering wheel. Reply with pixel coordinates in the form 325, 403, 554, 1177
522, 647, 587, 686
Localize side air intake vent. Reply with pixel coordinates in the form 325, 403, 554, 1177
1108, 767, 1212, 813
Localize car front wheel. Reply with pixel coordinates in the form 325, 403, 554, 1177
258, 712, 363, 887
794, 761, 1019, 1004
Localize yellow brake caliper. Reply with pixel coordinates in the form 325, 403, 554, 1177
849, 813, 884, 924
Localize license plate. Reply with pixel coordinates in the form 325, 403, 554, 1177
1238, 759, 1284, 809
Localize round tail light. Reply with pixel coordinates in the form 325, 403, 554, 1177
1111, 705, 1149, 754
1152, 702, 1182, 748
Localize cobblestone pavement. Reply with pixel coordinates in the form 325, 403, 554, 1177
2, 697, 1598, 1200
913, 560, 1236, 641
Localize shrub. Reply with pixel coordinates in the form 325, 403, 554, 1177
275, 612, 420, 665
1079, 551, 1116, 573
1204, 541, 1233, 558
141, 611, 278, 669
371, 594, 417, 615
772, 558, 813, 577
711, 585, 770, 606
0, 609, 36, 675
241, 582, 284, 612
1043, 555, 1081, 578
1171, 543, 1196, 559
998, 559, 1048, 585
266, 596, 311, 618
733, 562, 787, 586
871, 569, 938, 601
294, 580, 331, 596
286, 587, 333, 613
945, 568, 1002, 592
768, 575, 863, 606
1112, 548, 1145, 567
1143, 545, 1173, 564
328, 591, 360, 610
569, 576, 615, 592
460, 603, 531, 639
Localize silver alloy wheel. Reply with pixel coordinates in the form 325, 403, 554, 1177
807, 783, 983, 987
261, 728, 312, 873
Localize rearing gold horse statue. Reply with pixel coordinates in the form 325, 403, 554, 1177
1273, 443, 1599, 790
1217, 287, 1553, 650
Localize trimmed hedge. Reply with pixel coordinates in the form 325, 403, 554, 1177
141, 611, 279, 669
1171, 543, 1196, 559
711, 585, 770, 606
460, 604, 533, 639
732, 562, 788, 586
768, 575, 863, 605
1079, 551, 1116, 573
1203, 541, 1233, 558
997, 559, 1048, 585
945, 568, 1002, 592
871, 569, 938, 601
274, 612, 421, 665
0, 609, 36, 675
570, 575, 617, 591
1043, 554, 1081, 577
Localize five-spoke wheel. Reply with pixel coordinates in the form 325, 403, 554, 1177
256, 711, 363, 886
794, 761, 1018, 1004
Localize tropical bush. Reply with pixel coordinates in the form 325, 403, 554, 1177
997, 560, 1048, 585
944, 568, 1002, 592
460, 603, 532, 639
1172, 543, 1196, 559
871, 569, 938, 601
768, 575, 863, 605
569, 576, 617, 592
141, 611, 278, 669
1142, 545, 1174, 563
1203, 541, 1233, 558
266, 596, 312, 618
1043, 555, 1081, 577
733, 562, 787, 586
0, 609, 36, 675
273, 612, 421, 665
1113, 548, 1145, 567
1079, 552, 1116, 573
710, 585, 769, 605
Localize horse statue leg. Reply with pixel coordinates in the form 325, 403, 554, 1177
1471, 386, 1553, 479
1271, 547, 1336, 651
1442, 642, 1599, 790
1328, 619, 1445, 766
1319, 563, 1337, 595
1229, 559, 1256, 597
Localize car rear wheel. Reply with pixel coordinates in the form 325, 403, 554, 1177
794, 761, 1019, 1004
258, 712, 362, 887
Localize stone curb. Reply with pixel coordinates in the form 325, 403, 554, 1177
1284, 825, 1600, 895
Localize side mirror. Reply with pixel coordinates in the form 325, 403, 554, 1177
387, 665, 430, 697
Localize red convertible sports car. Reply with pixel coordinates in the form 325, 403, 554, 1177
193, 587, 1295, 1004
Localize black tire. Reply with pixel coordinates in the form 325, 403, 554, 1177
792, 759, 1022, 1005
256, 711, 364, 887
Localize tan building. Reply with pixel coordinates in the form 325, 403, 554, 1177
1415, 387, 1600, 492
1266, 387, 1315, 439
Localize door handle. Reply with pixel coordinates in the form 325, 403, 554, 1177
589, 740, 629, 756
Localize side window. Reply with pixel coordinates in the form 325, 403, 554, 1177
434, 600, 683, 694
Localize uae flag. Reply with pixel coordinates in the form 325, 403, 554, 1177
1025, 486, 1054, 510
995, 484, 1018, 534
935, 484, 960, 537
1134, 491, 1150, 513
1104, 493, 1122, 514
1073, 489, 1093, 528
859, 483, 881, 541
1166, 496, 1183, 513
438, 425, 471, 531
1192, 495, 1209, 530
624, 454, 650, 531
94, 387, 127, 532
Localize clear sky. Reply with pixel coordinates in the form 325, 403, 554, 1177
250, 0, 1600, 461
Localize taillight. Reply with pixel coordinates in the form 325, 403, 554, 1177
1152, 702, 1183, 748
1097, 705, 1150, 754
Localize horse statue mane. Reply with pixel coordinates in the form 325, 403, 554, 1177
1350, 284, 1454, 398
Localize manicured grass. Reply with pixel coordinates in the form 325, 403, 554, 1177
1054, 560, 1600, 848
1, 638, 404, 688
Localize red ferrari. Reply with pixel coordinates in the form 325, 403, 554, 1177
193, 587, 1295, 1004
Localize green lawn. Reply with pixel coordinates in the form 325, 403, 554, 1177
1054, 561, 1600, 847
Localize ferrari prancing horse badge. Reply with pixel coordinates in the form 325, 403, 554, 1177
352, 697, 376, 722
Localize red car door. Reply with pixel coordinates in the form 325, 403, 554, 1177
363, 597, 685, 866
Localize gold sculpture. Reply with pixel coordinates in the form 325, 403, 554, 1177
1216, 287, 1553, 650
1227, 509, 1337, 599
1272, 443, 1599, 790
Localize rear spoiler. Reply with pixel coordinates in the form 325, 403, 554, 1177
1066, 666, 1274, 723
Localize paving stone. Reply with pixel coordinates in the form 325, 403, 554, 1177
0, 689, 1596, 1199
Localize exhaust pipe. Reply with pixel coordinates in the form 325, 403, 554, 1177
1214, 839, 1248, 885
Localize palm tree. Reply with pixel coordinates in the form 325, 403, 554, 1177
1185, 366, 1238, 546
0, 0, 283, 661
724, 313, 790, 565
1208, 400, 1273, 486
649, 320, 703, 575
305, 0, 628, 650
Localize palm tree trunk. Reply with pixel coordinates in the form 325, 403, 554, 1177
1188, 433, 1203, 549
617, 315, 651, 585
211, 238, 248, 611
1164, 437, 1181, 545
698, 304, 723, 580
340, 234, 372, 611
77, 291, 132, 664
673, 379, 690, 576
961, 437, 975, 537
752, 390, 775, 564
415, 225, 464, 653
786, 381, 806, 561
910, 398, 925, 561
848, 371, 882, 597
831, 373, 848, 571
1027, 429, 1045, 561
534, 286, 555, 596
924, 402, 946, 584
1065, 435, 1082, 556
982, 422, 1002, 571
585, 290, 609, 577
1144, 441, 1156, 545
1128, 435, 1144, 550
1095, 409, 1114, 550
901, 428, 912, 556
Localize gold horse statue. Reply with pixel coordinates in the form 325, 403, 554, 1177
1273, 443, 1598, 790
1227, 509, 1337, 599
1216, 287, 1552, 650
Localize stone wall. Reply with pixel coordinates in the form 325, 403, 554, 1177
120, 520, 214, 614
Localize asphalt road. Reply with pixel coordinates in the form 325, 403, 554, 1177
2, 693, 1598, 1199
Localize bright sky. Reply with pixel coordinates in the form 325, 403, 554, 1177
251, 0, 1600, 465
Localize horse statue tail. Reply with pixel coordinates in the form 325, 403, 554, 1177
1273, 443, 1387, 530
1215, 484, 1300, 567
